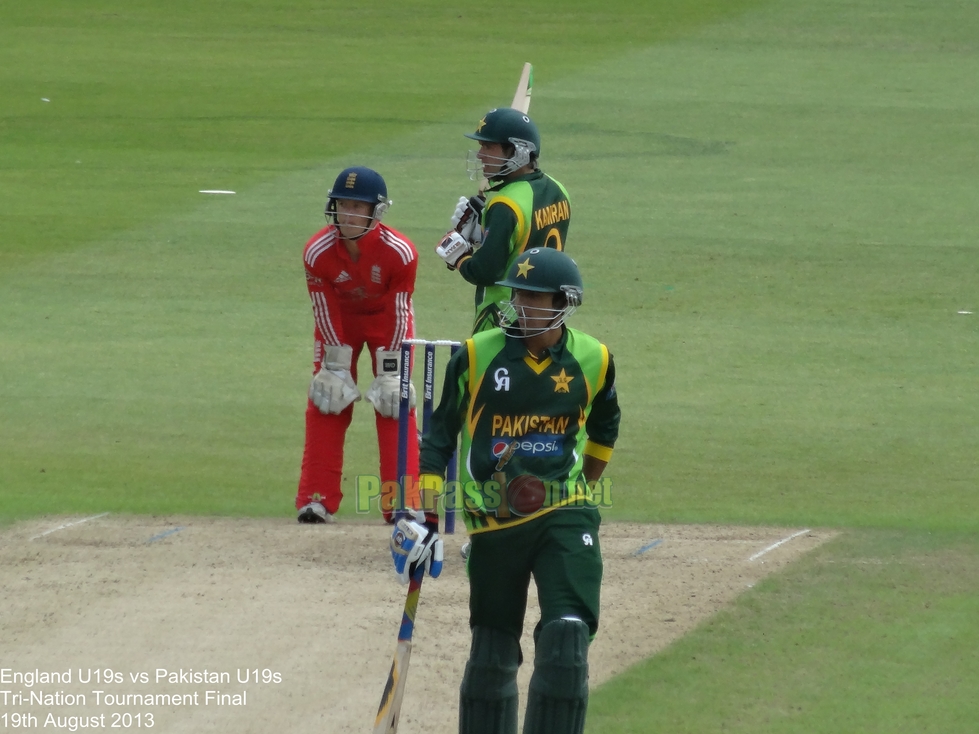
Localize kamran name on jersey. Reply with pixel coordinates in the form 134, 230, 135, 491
491, 414, 570, 436
533, 200, 570, 230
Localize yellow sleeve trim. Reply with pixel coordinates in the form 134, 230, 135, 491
466, 338, 478, 396
584, 441, 614, 462
489, 195, 529, 248
597, 344, 610, 397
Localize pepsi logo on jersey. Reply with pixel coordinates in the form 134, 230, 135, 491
491, 434, 564, 459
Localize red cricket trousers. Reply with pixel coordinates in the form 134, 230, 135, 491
295, 317, 419, 516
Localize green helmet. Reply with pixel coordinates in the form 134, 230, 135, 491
497, 247, 583, 304
465, 108, 540, 179
496, 248, 582, 337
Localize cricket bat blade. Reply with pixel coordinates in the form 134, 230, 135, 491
373, 640, 412, 734
373, 567, 424, 734
511, 62, 533, 113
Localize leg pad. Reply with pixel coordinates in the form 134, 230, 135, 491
522, 618, 589, 734
459, 626, 521, 734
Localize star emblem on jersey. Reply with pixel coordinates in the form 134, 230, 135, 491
551, 369, 573, 393
516, 258, 534, 278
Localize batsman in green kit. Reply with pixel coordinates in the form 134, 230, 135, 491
435, 107, 572, 333
396, 248, 620, 734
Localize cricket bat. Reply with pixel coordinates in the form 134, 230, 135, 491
373, 566, 425, 734
510, 61, 533, 114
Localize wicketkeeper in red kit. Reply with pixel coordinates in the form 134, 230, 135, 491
295, 166, 419, 524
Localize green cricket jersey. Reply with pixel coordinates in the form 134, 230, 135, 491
419, 327, 620, 534
456, 171, 571, 333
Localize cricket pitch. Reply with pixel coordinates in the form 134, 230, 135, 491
0, 516, 834, 733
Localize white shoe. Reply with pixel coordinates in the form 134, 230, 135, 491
297, 502, 334, 524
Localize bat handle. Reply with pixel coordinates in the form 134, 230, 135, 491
455, 196, 485, 233
455, 207, 476, 234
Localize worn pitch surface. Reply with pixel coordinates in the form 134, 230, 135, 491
0, 516, 833, 732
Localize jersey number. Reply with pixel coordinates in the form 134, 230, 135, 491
543, 227, 564, 250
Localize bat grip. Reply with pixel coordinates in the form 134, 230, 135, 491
454, 196, 485, 233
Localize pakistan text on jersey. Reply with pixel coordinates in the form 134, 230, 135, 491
491, 414, 570, 436
533, 200, 571, 230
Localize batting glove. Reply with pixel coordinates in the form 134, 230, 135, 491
450, 195, 485, 244
435, 231, 473, 271
390, 510, 443, 584
309, 344, 361, 415
365, 349, 416, 419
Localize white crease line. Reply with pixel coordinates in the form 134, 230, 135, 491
30, 513, 110, 540
748, 529, 811, 561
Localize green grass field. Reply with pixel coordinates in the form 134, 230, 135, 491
2, 0, 978, 731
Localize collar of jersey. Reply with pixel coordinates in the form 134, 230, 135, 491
488, 170, 543, 190
334, 227, 382, 262
503, 326, 568, 362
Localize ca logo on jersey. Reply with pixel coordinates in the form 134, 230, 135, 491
582, 534, 594, 546
494, 367, 510, 392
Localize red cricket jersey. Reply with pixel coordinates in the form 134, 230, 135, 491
303, 222, 417, 352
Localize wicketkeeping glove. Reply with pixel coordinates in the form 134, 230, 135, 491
450, 195, 485, 245
309, 344, 361, 415
390, 510, 443, 584
365, 349, 416, 419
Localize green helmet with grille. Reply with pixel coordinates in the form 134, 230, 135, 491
465, 108, 541, 179
496, 248, 583, 337
497, 247, 583, 306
